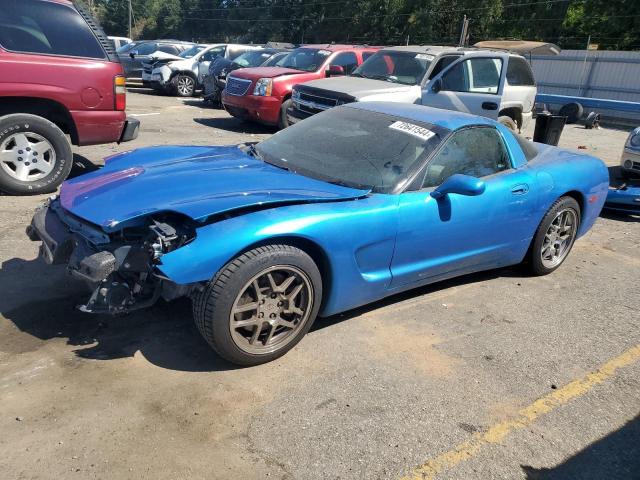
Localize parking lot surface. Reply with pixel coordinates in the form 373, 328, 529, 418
1, 92, 639, 480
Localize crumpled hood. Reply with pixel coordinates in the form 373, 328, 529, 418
301, 76, 416, 98
59, 146, 369, 232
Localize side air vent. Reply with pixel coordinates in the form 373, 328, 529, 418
73, 1, 119, 62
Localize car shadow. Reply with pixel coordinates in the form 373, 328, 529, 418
67, 153, 101, 179
193, 117, 277, 135
0, 254, 527, 372
521, 414, 640, 479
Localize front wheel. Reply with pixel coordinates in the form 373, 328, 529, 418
526, 196, 581, 276
498, 115, 518, 131
0, 114, 73, 195
193, 245, 322, 366
278, 99, 293, 130
173, 74, 196, 97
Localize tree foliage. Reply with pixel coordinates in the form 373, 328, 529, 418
89, 0, 640, 50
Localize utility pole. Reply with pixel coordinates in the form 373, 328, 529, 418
458, 15, 469, 47
128, 0, 132, 39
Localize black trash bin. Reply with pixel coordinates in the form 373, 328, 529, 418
533, 113, 567, 146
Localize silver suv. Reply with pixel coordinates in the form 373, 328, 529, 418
288, 45, 537, 131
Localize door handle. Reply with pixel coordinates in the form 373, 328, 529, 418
511, 184, 529, 195
482, 102, 498, 111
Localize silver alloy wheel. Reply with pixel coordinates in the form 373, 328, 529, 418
540, 208, 578, 268
0, 132, 56, 182
229, 265, 314, 355
177, 76, 195, 96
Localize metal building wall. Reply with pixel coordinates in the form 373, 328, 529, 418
531, 50, 640, 103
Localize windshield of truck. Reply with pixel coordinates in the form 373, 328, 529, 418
179, 45, 206, 58
352, 51, 434, 85
233, 50, 275, 67
277, 48, 331, 72
254, 106, 447, 193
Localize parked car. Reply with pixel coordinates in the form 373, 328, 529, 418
288, 46, 537, 131
27, 102, 607, 365
143, 44, 263, 97
203, 49, 291, 105
605, 127, 640, 214
0, 0, 139, 195
108, 36, 132, 50
222, 44, 379, 129
118, 39, 194, 78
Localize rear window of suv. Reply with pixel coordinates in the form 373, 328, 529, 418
0, 0, 105, 59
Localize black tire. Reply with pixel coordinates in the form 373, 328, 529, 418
559, 102, 583, 124
193, 244, 322, 366
498, 115, 518, 131
278, 98, 292, 130
0, 114, 73, 195
173, 73, 196, 97
526, 196, 581, 276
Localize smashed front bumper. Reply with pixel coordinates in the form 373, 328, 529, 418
26, 199, 190, 314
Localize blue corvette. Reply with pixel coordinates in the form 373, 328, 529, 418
27, 103, 608, 365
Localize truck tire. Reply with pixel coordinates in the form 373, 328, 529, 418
498, 116, 518, 131
0, 114, 73, 195
278, 99, 292, 130
558, 102, 583, 124
173, 73, 196, 97
193, 244, 322, 366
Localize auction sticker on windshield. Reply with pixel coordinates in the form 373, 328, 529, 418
389, 121, 436, 141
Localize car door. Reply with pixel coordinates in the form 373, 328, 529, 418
421, 54, 506, 119
390, 125, 535, 287
197, 46, 226, 83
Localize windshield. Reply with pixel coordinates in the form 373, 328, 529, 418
352, 51, 434, 85
277, 48, 331, 72
233, 50, 275, 67
254, 107, 447, 192
265, 52, 288, 67
179, 45, 205, 58
117, 41, 141, 54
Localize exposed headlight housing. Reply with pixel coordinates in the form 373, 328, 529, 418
253, 78, 273, 96
629, 132, 640, 148
292, 88, 300, 101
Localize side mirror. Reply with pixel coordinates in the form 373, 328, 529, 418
326, 65, 345, 77
430, 174, 485, 200
129, 51, 137, 59
431, 78, 442, 93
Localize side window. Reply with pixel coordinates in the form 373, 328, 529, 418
506, 57, 535, 86
0, 0, 105, 59
422, 127, 510, 188
331, 52, 358, 74
201, 46, 225, 62
135, 43, 157, 55
428, 55, 460, 79
157, 45, 179, 55
362, 51, 375, 62
441, 57, 503, 94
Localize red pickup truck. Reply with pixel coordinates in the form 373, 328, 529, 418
0, 0, 139, 195
222, 45, 379, 129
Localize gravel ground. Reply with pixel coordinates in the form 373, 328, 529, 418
1, 92, 638, 480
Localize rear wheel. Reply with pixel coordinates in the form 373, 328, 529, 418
526, 196, 581, 275
498, 115, 518, 131
173, 74, 196, 97
0, 114, 73, 195
193, 245, 322, 366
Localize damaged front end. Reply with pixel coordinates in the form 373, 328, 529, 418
26, 198, 197, 314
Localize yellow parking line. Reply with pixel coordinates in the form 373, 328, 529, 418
401, 344, 640, 480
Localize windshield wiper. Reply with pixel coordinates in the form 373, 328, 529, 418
241, 142, 263, 160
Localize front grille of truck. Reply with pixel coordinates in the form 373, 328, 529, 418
225, 77, 252, 96
294, 87, 355, 116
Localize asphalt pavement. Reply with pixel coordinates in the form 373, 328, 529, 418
1, 91, 638, 480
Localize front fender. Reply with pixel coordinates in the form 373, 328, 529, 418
157, 195, 399, 316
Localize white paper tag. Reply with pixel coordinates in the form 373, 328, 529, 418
389, 121, 436, 141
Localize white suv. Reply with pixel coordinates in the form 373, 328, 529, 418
288, 46, 537, 131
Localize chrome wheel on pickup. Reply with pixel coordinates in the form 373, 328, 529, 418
0, 114, 73, 195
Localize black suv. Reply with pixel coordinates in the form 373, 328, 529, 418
117, 40, 194, 78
